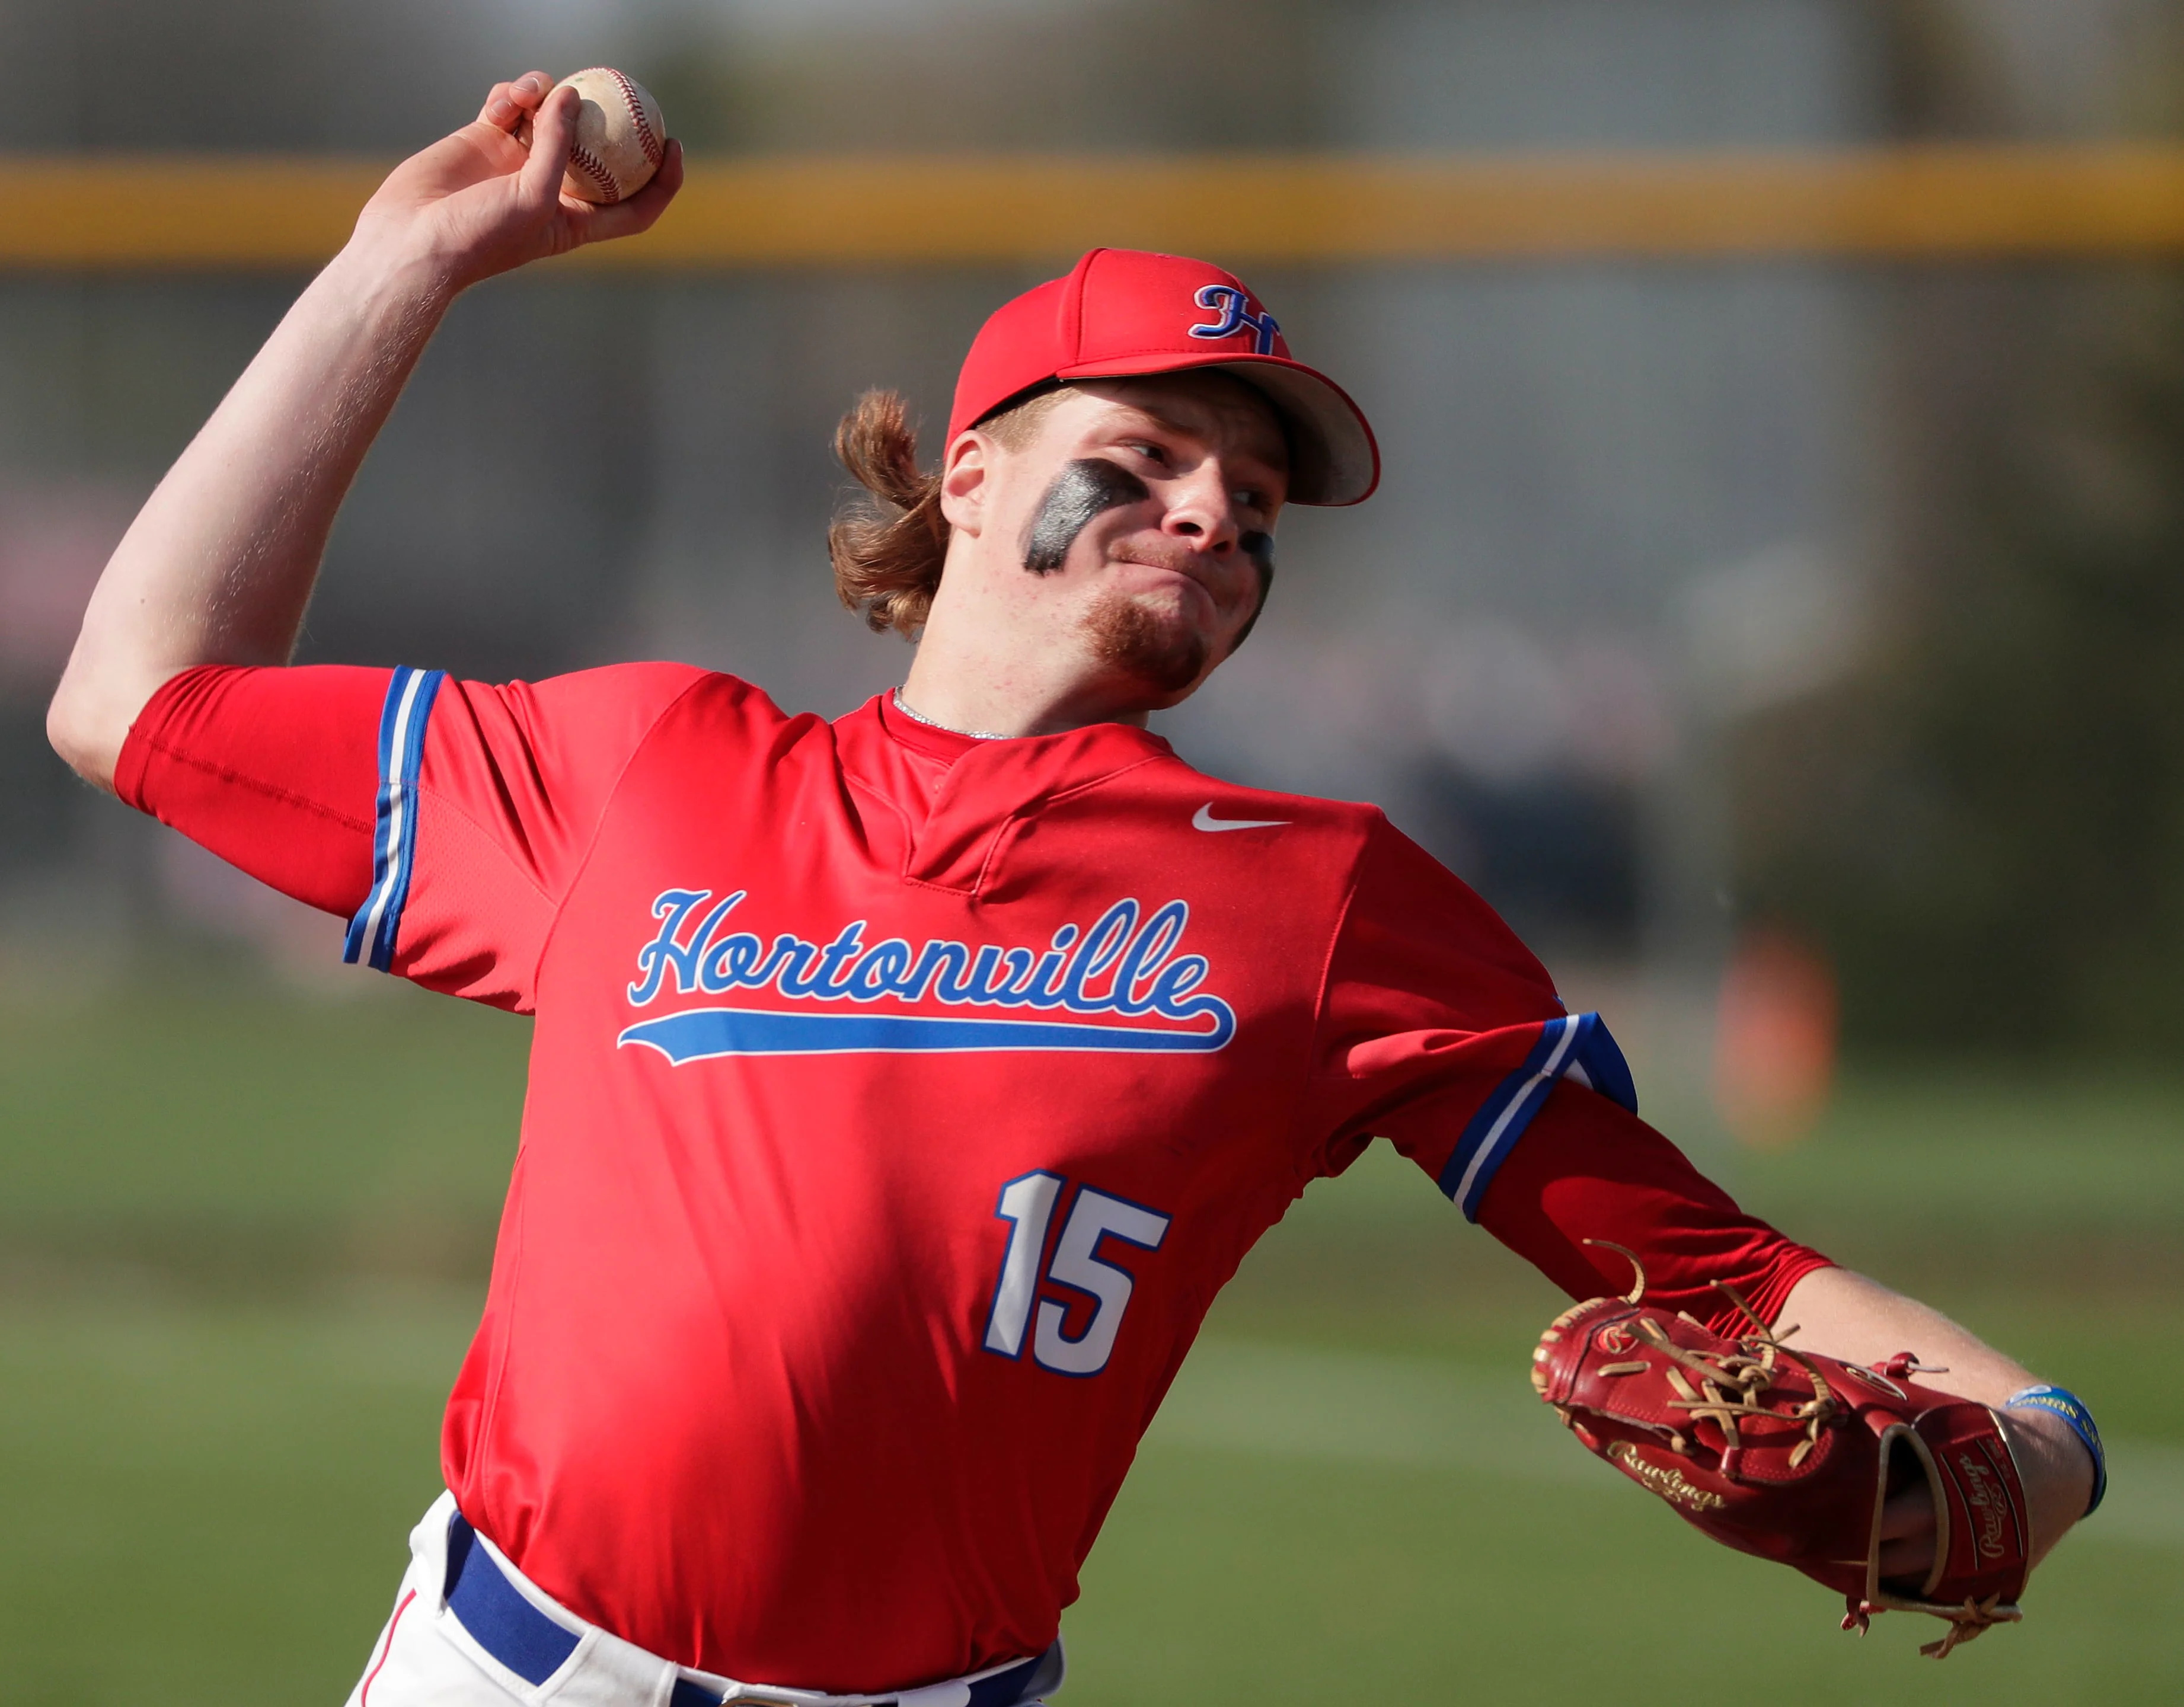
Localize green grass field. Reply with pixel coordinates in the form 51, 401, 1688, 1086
2, 971, 2180, 1705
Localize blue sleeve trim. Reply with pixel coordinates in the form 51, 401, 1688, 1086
1562, 1011, 1638, 1115
1436, 1011, 1636, 1222
342, 667, 446, 972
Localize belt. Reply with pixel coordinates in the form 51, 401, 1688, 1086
443, 1513, 1056, 1707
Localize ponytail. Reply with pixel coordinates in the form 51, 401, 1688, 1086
829, 389, 949, 639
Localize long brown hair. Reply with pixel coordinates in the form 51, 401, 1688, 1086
828, 385, 1065, 638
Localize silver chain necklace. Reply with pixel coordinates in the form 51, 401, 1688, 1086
891, 688, 1013, 742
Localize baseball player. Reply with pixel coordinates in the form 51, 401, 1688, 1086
47, 73, 2099, 1704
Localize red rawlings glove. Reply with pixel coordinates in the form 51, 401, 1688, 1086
1531, 1262, 2030, 1658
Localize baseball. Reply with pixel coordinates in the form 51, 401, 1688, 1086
530, 68, 665, 204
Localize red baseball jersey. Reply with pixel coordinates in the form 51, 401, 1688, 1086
116, 661, 1824, 1692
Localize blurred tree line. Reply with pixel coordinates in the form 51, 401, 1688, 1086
1738, 0, 2184, 1056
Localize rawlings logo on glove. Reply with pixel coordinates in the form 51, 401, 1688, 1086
1530, 1246, 2030, 1659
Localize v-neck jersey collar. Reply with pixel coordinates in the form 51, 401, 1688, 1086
861, 691, 1174, 773
832, 692, 1178, 893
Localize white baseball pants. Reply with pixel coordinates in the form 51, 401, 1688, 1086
343, 1492, 1063, 1707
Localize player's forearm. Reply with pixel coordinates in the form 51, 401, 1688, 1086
1783, 1264, 2093, 1561
48, 237, 454, 789
1780, 1265, 2030, 1401
46, 67, 684, 792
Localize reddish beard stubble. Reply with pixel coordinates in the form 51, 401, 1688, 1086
1079, 585, 1210, 696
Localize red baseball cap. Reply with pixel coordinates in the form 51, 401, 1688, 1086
947, 248, 1380, 506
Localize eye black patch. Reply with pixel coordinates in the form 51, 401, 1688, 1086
1022, 459, 1150, 575
1241, 531, 1275, 583
1231, 530, 1278, 650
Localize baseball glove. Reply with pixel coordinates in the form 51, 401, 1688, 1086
1530, 1246, 2029, 1658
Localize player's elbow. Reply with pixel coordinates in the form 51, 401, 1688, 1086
46, 662, 133, 794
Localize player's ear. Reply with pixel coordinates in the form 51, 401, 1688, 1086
938, 431, 993, 536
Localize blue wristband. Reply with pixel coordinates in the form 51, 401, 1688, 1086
2006, 1385, 2106, 1516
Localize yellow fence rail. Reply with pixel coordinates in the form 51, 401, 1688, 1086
11, 148, 2184, 269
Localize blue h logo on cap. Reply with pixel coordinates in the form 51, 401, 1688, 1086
1189, 284, 1281, 355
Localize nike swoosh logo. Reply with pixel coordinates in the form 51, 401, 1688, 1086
1193, 803, 1290, 833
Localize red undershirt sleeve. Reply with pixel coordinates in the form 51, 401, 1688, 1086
1473, 1079, 1834, 1336
115, 663, 385, 918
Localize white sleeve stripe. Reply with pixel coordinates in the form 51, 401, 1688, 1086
1432, 1011, 1637, 1222
1447, 1014, 1580, 1214
342, 666, 445, 971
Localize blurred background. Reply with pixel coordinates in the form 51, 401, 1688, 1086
2, 1, 2182, 1702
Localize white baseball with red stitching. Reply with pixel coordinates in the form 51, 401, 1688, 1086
544, 68, 665, 205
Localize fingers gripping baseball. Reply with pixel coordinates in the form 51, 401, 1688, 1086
481, 72, 554, 132
517, 85, 585, 212
350, 72, 678, 293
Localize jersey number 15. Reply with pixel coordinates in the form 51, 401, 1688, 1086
983, 1172, 1171, 1377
